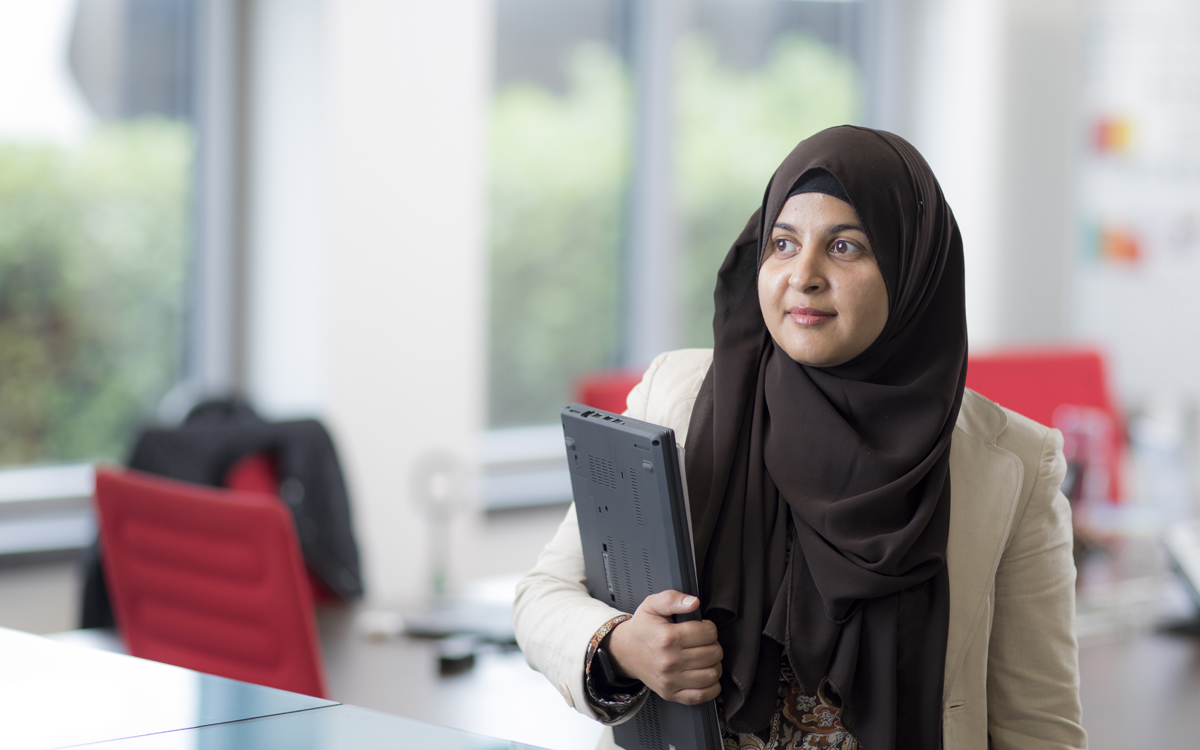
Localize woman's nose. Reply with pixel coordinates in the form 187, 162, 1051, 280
788, 249, 826, 293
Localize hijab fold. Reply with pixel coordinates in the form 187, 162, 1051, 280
683, 126, 967, 749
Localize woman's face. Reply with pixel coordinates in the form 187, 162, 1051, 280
758, 193, 889, 367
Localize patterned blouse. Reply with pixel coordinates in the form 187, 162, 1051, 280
585, 616, 860, 750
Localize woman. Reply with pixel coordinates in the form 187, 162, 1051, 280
514, 126, 1085, 750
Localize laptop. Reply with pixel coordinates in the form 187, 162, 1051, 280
561, 404, 722, 750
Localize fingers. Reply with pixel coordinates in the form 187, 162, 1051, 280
669, 682, 723, 706
650, 645, 722, 679
621, 591, 725, 707
682, 619, 719, 648
647, 618, 720, 651
675, 642, 723, 671
657, 662, 720, 691
660, 664, 723, 704
640, 589, 699, 618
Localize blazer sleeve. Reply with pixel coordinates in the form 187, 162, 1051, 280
511, 352, 671, 722
985, 427, 1087, 749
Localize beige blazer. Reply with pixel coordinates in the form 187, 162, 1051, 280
514, 349, 1086, 750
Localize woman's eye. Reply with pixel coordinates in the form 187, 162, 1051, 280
774, 238, 798, 256
831, 239, 863, 256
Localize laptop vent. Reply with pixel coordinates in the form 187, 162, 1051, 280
621, 541, 634, 611
635, 695, 664, 749
630, 468, 642, 525
643, 548, 654, 594
589, 455, 617, 489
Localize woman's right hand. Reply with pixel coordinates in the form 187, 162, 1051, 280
605, 590, 723, 705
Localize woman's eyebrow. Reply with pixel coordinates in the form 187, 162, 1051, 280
771, 221, 867, 235
825, 222, 867, 235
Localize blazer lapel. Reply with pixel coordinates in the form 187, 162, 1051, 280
943, 391, 1025, 698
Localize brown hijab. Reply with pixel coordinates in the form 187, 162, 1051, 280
684, 126, 967, 748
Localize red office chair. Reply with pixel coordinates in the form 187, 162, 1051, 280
223, 453, 339, 604
576, 351, 1126, 498
966, 348, 1124, 500
93, 466, 329, 698
575, 371, 645, 414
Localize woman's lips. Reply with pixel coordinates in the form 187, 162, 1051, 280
788, 306, 836, 326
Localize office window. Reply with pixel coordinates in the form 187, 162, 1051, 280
489, 0, 867, 429
489, 1, 628, 429
0, 0, 194, 466
677, 1, 863, 348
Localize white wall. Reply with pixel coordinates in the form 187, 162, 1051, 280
994, 0, 1084, 347
246, 0, 493, 606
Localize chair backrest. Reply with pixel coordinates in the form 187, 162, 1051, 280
93, 467, 328, 698
223, 452, 339, 604
965, 348, 1124, 500
223, 452, 280, 495
575, 371, 645, 415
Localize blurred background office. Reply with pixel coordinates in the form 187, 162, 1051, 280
1, 0, 1199, 747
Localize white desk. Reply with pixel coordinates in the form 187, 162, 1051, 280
44, 606, 1200, 749
1, 626, 544, 750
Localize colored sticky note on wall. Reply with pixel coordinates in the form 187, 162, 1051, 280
1084, 222, 1142, 264
1092, 116, 1134, 155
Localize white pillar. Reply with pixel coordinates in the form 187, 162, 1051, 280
325, 0, 491, 605
906, 0, 1006, 348
903, 0, 1082, 350
245, 0, 491, 606
245, 0, 331, 417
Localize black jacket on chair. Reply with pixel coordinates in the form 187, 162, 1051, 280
82, 402, 363, 628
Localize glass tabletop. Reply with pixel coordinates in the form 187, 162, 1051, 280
79, 704, 546, 750
0, 628, 336, 750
